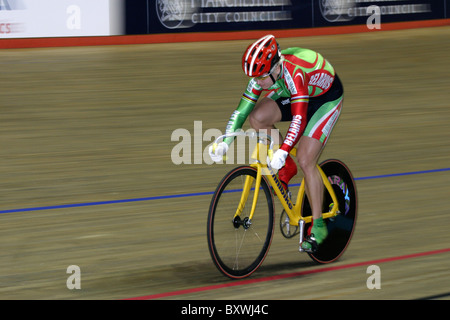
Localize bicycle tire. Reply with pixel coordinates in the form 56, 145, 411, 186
301, 159, 358, 263
207, 166, 275, 279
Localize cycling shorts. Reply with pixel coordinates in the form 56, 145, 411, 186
266, 74, 344, 145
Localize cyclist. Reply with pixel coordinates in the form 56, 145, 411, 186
209, 35, 344, 252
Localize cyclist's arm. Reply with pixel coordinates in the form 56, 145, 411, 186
280, 70, 309, 153
224, 79, 262, 145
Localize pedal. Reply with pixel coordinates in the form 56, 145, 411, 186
299, 235, 318, 253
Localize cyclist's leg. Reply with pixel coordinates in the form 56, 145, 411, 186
250, 92, 298, 190
297, 136, 324, 222
248, 97, 282, 136
297, 136, 328, 250
300, 85, 343, 250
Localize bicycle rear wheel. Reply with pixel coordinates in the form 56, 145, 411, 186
207, 166, 275, 279
301, 159, 358, 263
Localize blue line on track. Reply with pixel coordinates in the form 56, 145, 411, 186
1, 167, 449, 215
353, 167, 450, 180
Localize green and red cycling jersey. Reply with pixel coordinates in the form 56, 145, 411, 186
225, 47, 336, 153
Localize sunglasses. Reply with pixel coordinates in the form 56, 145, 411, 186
255, 64, 278, 81
256, 73, 272, 81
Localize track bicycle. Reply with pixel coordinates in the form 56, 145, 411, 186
207, 131, 357, 279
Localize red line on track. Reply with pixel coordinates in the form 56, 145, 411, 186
125, 248, 450, 300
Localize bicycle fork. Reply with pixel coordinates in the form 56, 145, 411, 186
233, 166, 261, 224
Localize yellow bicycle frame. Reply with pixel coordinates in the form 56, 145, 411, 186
234, 141, 340, 232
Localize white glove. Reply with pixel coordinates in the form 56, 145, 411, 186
209, 142, 229, 163
270, 149, 288, 170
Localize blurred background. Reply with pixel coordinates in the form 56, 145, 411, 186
0, 0, 449, 300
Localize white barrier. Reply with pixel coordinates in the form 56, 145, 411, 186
0, 0, 124, 38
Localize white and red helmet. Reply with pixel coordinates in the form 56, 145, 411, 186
242, 34, 281, 77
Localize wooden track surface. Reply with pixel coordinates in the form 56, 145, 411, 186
0, 26, 449, 300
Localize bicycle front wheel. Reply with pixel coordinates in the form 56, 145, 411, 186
207, 166, 274, 279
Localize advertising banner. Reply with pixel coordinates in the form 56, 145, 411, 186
125, 0, 448, 35
313, 0, 446, 27
126, 0, 309, 34
0, 0, 124, 38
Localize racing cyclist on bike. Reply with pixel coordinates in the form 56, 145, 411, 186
209, 35, 344, 252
